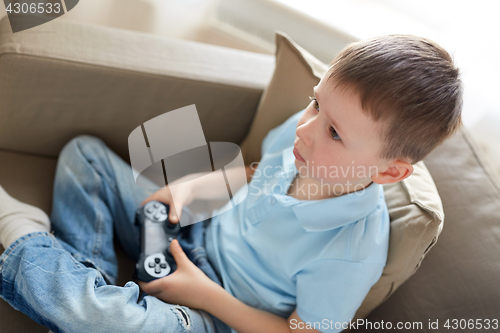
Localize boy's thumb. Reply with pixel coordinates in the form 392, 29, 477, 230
169, 206, 181, 223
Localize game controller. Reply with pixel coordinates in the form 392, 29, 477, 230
134, 201, 181, 282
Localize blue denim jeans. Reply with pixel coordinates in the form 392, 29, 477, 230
0, 135, 231, 333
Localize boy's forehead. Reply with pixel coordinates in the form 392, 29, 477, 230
319, 72, 356, 95
316, 76, 362, 111
315, 76, 387, 151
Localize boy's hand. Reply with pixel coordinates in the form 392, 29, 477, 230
140, 183, 193, 224
137, 239, 220, 310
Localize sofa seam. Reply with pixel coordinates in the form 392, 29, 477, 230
0, 52, 270, 91
0, 147, 58, 160
461, 129, 500, 198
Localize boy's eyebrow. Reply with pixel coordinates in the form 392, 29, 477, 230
313, 87, 348, 141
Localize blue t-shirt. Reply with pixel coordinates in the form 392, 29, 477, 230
205, 109, 390, 332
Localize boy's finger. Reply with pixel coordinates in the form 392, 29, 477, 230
140, 192, 162, 206
169, 206, 182, 224
138, 278, 165, 295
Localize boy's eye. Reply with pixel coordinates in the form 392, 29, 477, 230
309, 96, 342, 142
329, 127, 341, 141
309, 96, 320, 111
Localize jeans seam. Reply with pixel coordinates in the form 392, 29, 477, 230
81, 137, 119, 197
75, 138, 106, 264
92, 173, 105, 264
69, 254, 84, 270
100, 140, 121, 194
90, 161, 119, 197
0, 232, 52, 267
75, 139, 121, 284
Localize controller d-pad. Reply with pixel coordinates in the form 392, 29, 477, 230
144, 201, 168, 223
144, 253, 171, 278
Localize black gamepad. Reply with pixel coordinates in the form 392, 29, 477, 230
134, 201, 181, 282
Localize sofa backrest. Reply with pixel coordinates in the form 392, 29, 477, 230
0, 16, 275, 161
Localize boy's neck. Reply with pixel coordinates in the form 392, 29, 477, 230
287, 174, 374, 200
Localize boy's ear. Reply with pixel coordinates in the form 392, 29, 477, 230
371, 160, 414, 185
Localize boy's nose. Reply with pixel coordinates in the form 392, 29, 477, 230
296, 123, 313, 147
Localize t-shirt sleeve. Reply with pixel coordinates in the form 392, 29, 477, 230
295, 259, 384, 333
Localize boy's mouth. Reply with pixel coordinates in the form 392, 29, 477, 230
293, 146, 305, 162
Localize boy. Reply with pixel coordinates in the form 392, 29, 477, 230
0, 34, 462, 333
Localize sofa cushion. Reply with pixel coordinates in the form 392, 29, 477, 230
240, 31, 446, 325
0, 149, 135, 332
0, 150, 56, 333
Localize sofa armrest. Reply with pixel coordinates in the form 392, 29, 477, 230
0, 15, 274, 159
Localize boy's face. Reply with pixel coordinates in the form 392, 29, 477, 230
294, 72, 391, 191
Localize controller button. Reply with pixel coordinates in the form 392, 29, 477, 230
149, 262, 155, 268
155, 257, 161, 264
160, 263, 167, 269
155, 266, 161, 274
153, 203, 159, 208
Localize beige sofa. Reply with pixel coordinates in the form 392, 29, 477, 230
1, 16, 499, 333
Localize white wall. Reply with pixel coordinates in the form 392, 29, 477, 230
1, 0, 219, 39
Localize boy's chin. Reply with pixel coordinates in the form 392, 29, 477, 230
295, 166, 310, 179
